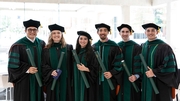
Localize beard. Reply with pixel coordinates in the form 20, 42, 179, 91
99, 34, 107, 40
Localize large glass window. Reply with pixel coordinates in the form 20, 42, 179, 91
0, 1, 179, 74
0, 2, 179, 100
171, 1, 180, 68
0, 2, 122, 74
130, 5, 167, 44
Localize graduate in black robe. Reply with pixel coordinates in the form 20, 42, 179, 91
41, 24, 73, 101
8, 19, 45, 101
140, 23, 179, 101
73, 31, 99, 101
92, 23, 123, 101
117, 24, 141, 101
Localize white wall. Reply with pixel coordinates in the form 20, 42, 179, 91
152, 0, 178, 5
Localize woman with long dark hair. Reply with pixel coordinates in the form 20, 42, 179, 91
73, 31, 98, 101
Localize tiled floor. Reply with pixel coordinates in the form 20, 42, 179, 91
0, 86, 179, 101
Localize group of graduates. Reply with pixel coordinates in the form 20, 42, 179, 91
7, 19, 179, 101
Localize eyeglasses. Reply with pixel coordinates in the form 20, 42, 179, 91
27, 28, 38, 32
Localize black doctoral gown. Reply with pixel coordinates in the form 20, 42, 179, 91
8, 37, 45, 101
92, 40, 123, 101
117, 40, 142, 101
73, 48, 99, 101
42, 43, 73, 101
141, 39, 179, 101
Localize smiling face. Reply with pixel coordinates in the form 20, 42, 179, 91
25, 27, 38, 40
78, 35, 88, 48
51, 30, 62, 43
119, 27, 131, 42
97, 27, 109, 41
145, 27, 158, 41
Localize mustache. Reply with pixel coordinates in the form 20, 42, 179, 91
100, 34, 106, 36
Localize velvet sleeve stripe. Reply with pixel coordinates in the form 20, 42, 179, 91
161, 54, 176, 72
160, 68, 176, 72
134, 69, 141, 73
8, 63, 19, 68
134, 62, 141, 66
166, 61, 176, 67
114, 61, 123, 71
114, 61, 122, 66
134, 55, 140, 60
113, 54, 123, 71
134, 55, 141, 66
164, 54, 176, 67
9, 52, 20, 57
114, 66, 123, 71
8, 57, 19, 64
8, 57, 19, 68
133, 55, 141, 73
134, 62, 141, 73
113, 54, 123, 66
8, 52, 20, 68
164, 54, 175, 61
115, 54, 123, 59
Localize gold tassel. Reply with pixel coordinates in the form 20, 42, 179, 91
130, 30, 133, 35
158, 27, 160, 33
110, 29, 112, 34
89, 39, 93, 45
40, 24, 43, 28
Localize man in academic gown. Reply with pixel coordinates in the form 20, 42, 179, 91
140, 23, 179, 101
117, 24, 141, 101
8, 19, 45, 101
92, 23, 123, 101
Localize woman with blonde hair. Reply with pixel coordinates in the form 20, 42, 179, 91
42, 24, 73, 101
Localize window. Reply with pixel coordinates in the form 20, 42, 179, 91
0, 2, 123, 73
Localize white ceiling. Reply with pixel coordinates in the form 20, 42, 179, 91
0, 0, 150, 6
0, 0, 176, 6
0, 0, 178, 12
0, 2, 122, 12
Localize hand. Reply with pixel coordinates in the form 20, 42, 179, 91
77, 63, 90, 72
28, 67, 38, 74
129, 75, 137, 82
51, 70, 58, 77
104, 72, 112, 79
145, 66, 155, 78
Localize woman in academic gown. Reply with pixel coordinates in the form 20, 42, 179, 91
73, 31, 99, 101
41, 24, 73, 101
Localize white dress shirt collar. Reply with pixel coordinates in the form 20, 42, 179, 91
26, 36, 35, 43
